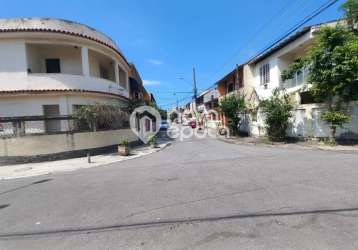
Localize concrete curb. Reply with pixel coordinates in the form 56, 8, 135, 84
218, 137, 358, 154
0, 141, 173, 180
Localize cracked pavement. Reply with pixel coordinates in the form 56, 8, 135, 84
0, 136, 358, 249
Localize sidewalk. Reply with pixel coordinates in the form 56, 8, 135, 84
0, 141, 171, 180
219, 136, 358, 153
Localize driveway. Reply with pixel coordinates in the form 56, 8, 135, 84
0, 137, 358, 249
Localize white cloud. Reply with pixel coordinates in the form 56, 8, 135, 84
143, 80, 161, 86
147, 59, 163, 65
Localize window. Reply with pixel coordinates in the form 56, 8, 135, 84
145, 118, 150, 132
282, 68, 309, 88
227, 82, 234, 93
43, 105, 61, 133
100, 66, 109, 80
46, 59, 61, 73
259, 63, 270, 85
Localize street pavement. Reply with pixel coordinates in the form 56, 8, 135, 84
1, 136, 358, 249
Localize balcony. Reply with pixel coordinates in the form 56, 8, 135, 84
281, 68, 309, 89
26, 43, 83, 75
27, 73, 129, 98
24, 43, 128, 94
218, 89, 241, 102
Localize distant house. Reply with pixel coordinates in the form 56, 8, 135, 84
129, 64, 146, 101
216, 65, 244, 127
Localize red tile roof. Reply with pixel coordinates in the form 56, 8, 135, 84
0, 89, 129, 100
0, 18, 130, 66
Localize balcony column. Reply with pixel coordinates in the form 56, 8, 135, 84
114, 62, 120, 85
81, 47, 90, 76
124, 71, 129, 92
59, 96, 70, 132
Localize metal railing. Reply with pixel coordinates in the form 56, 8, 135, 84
0, 115, 129, 138
281, 68, 309, 89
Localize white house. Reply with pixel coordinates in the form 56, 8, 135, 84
0, 18, 130, 135
0, 18, 146, 162
244, 21, 358, 140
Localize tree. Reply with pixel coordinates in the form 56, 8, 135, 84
73, 103, 128, 131
122, 99, 146, 114
281, 7, 358, 143
341, 0, 358, 32
169, 112, 178, 122
321, 111, 351, 143
148, 102, 167, 120
260, 89, 293, 142
219, 94, 246, 135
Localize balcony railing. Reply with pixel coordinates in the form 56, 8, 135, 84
281, 68, 309, 89
26, 73, 129, 98
0, 115, 130, 138
218, 89, 241, 101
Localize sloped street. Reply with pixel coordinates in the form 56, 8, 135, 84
1, 137, 358, 249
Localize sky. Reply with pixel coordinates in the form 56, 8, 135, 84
0, 0, 346, 109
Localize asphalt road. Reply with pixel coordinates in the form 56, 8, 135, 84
1, 136, 358, 249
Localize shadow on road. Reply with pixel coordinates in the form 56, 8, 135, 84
1, 206, 358, 239
0, 178, 52, 196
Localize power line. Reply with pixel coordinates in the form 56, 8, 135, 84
198, 0, 339, 96
159, 94, 193, 108
248, 0, 339, 62
204, 0, 310, 86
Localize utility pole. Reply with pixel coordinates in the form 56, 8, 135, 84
193, 67, 197, 100
236, 64, 240, 90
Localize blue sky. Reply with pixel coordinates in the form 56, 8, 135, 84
1, 0, 346, 108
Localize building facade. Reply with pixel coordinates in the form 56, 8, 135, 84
244, 21, 358, 140
217, 65, 245, 128
0, 18, 157, 162
0, 18, 130, 135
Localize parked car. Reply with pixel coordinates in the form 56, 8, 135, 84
160, 121, 169, 130
189, 121, 196, 129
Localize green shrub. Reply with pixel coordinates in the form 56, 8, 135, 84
121, 140, 129, 147
149, 135, 157, 145
321, 111, 351, 144
260, 88, 293, 142
219, 94, 246, 135
170, 112, 178, 122
73, 103, 128, 131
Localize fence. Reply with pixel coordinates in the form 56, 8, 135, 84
0, 115, 130, 138
0, 115, 135, 163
